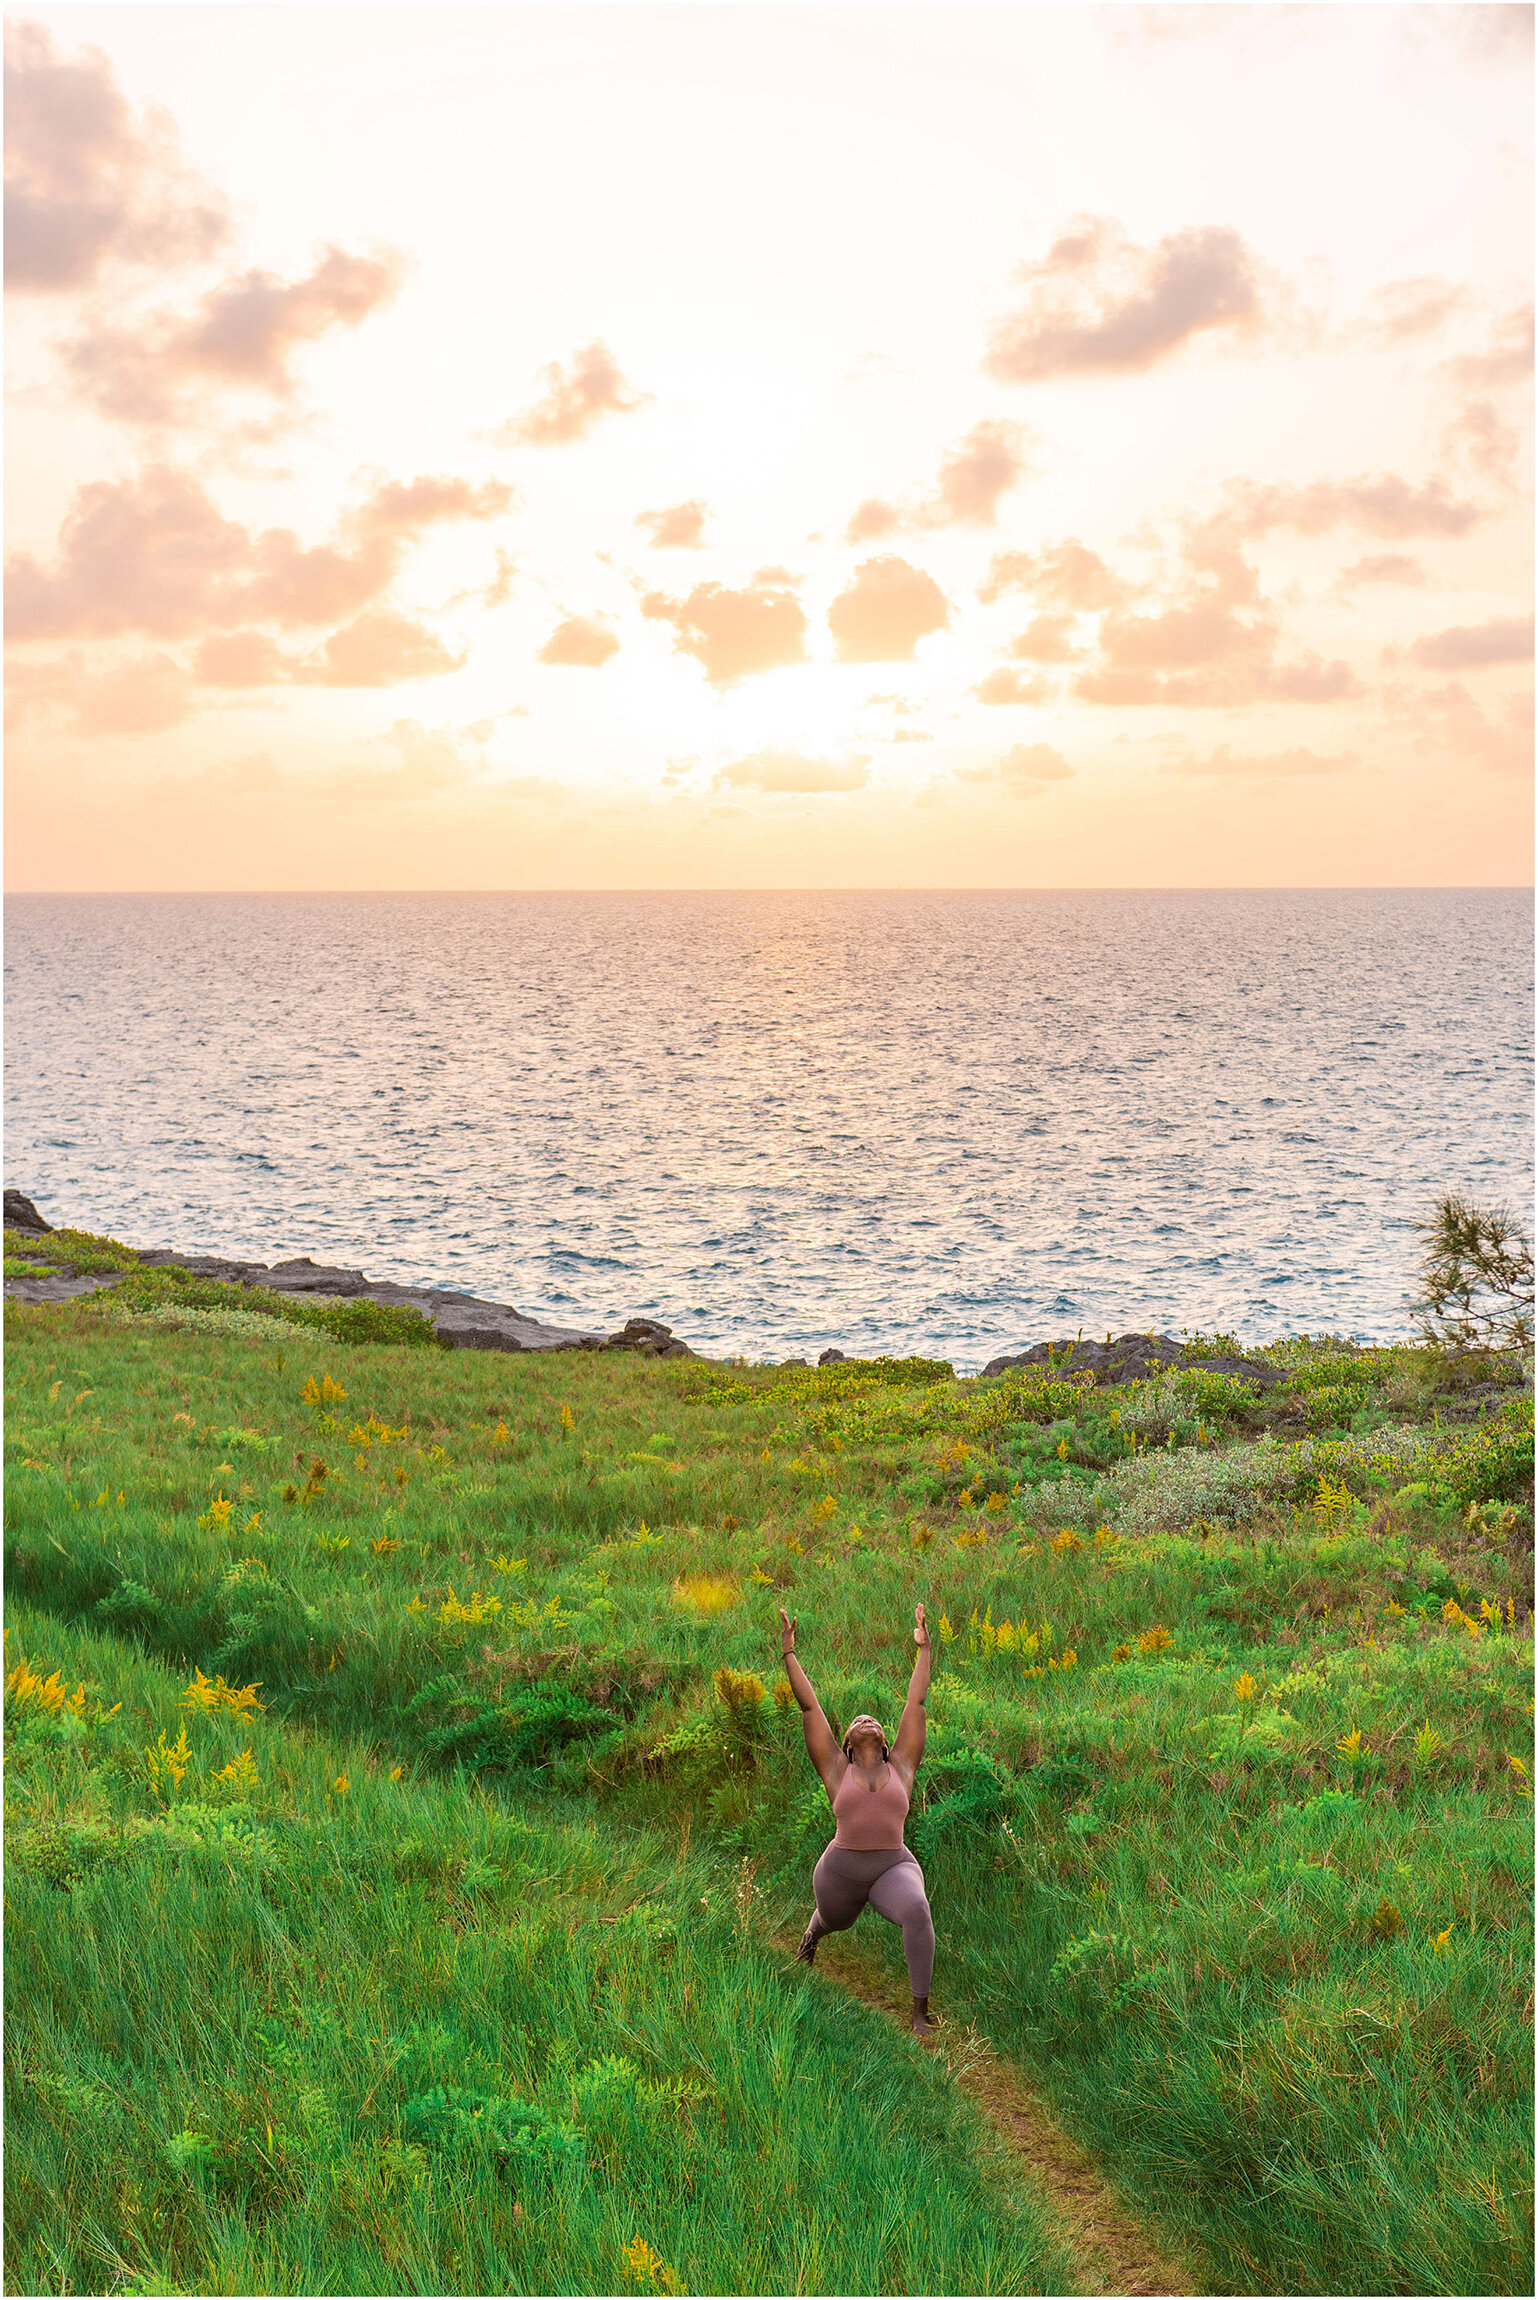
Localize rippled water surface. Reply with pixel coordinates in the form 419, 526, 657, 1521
5, 891, 1531, 1367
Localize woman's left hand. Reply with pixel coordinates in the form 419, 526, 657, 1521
913, 1602, 929, 1649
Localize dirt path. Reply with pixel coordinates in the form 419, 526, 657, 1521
777, 1930, 1196, 2298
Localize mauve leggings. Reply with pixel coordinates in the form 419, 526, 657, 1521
811, 1844, 935, 1997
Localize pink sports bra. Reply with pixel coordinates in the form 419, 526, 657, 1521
830, 1760, 910, 1849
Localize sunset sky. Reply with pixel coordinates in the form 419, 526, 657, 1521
5, 1, 1532, 889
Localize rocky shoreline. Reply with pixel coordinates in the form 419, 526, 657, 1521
2, 1188, 1288, 1381
2, 1191, 693, 1359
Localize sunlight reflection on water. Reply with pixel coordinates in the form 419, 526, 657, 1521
5, 889, 1531, 1367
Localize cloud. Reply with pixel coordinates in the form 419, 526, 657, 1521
843, 420, 1030, 541
1382, 678, 1533, 774
501, 341, 649, 445
72, 652, 196, 733
714, 749, 869, 793
1440, 304, 1534, 390
1329, 553, 1428, 599
6, 465, 511, 640
958, 741, 1075, 795
346, 474, 512, 539
640, 577, 807, 687
62, 243, 405, 426
827, 556, 949, 663
845, 497, 902, 544
1217, 472, 1481, 540
1352, 276, 1471, 345
538, 615, 620, 667
926, 420, 1031, 527
984, 215, 1268, 382
1064, 507, 1365, 707
1409, 615, 1534, 671
1159, 745, 1357, 777
191, 611, 466, 689
636, 500, 707, 548
1441, 397, 1522, 486
297, 611, 465, 686
4, 17, 228, 292
192, 629, 288, 686
1008, 614, 1080, 664
979, 539, 1132, 610
889, 728, 933, 744
973, 666, 1053, 705
4, 647, 198, 735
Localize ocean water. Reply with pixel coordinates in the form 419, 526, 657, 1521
4, 890, 1531, 1369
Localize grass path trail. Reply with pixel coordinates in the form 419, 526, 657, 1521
776, 1929, 1197, 2298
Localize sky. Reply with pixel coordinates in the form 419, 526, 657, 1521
4, 0, 1533, 890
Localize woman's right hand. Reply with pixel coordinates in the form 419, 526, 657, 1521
779, 1607, 797, 1658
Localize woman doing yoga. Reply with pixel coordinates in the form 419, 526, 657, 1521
780, 1600, 937, 2038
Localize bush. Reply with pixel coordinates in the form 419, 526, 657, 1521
3, 1225, 140, 1274
107, 1266, 446, 1350
1428, 1394, 1535, 1508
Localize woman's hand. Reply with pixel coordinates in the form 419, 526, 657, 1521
779, 1607, 797, 1659
913, 1602, 929, 1649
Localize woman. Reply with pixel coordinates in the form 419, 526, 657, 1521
779, 1600, 937, 2038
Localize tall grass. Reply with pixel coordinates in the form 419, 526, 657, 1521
5, 1604, 1068, 2299
5, 1301, 1533, 2294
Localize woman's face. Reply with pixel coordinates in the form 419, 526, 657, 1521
846, 1728, 884, 1769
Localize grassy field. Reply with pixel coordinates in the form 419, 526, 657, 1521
5, 1260, 1534, 2295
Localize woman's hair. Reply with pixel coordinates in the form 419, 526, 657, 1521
841, 1713, 890, 1762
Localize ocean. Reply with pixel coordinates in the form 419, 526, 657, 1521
4, 889, 1531, 1369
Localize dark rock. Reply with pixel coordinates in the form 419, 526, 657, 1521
263, 1257, 370, 1296
4, 1191, 51, 1233
603, 1317, 696, 1360
5, 1270, 127, 1305
818, 1348, 850, 1367
137, 1251, 271, 1282
980, 1331, 1285, 1388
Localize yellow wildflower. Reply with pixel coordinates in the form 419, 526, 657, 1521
1234, 1671, 1257, 1704
182, 1668, 265, 1717
621, 2235, 681, 2294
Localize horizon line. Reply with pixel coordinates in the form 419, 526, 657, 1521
4, 883, 1533, 899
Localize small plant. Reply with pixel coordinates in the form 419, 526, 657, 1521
181, 1669, 265, 1718
672, 1574, 738, 1615
713, 1668, 766, 1714
438, 1588, 503, 1626
144, 1726, 191, 1802
621, 2235, 682, 2294
1137, 1625, 1173, 1657
208, 1748, 260, 1799
300, 1375, 349, 1406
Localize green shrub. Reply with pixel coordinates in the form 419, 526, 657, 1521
107, 1265, 445, 1349
3, 1225, 140, 1274
1428, 1393, 1535, 1507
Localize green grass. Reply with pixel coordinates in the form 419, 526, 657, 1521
5, 1299, 1534, 2294
5, 1603, 1067, 2299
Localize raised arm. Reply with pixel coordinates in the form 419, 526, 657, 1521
890, 1603, 931, 1783
779, 1609, 844, 1793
